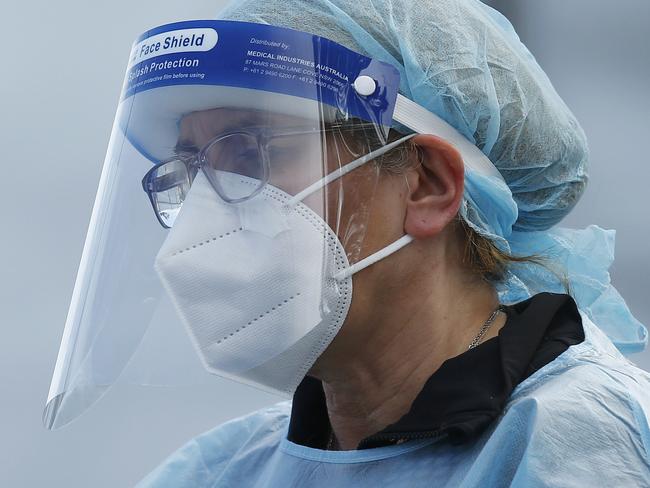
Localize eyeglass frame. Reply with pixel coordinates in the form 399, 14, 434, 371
141, 121, 391, 228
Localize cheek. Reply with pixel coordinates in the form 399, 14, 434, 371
267, 145, 327, 196
359, 175, 409, 251
325, 169, 407, 264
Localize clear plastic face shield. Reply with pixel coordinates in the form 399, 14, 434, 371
44, 20, 501, 430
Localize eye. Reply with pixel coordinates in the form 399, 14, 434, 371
175, 151, 198, 161
235, 148, 259, 161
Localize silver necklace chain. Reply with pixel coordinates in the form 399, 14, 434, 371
467, 305, 504, 350
326, 305, 505, 450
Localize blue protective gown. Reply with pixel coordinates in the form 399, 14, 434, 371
137, 312, 650, 487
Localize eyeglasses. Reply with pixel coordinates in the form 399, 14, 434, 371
141, 123, 385, 228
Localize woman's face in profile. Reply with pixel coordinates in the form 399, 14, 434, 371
174, 106, 414, 366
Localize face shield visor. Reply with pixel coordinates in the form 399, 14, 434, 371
44, 20, 502, 430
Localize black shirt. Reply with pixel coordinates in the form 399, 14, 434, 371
287, 292, 585, 450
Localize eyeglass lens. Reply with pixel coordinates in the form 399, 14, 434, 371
201, 132, 265, 202
148, 159, 191, 227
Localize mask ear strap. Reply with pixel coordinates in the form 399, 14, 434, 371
333, 234, 414, 281
285, 133, 416, 207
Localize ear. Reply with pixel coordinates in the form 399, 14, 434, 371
403, 134, 465, 239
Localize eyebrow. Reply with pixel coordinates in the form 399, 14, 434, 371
173, 140, 199, 155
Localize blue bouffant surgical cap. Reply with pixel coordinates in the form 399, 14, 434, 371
219, 0, 647, 354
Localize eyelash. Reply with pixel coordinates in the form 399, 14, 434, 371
173, 150, 198, 160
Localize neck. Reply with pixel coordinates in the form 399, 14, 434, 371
308, 244, 505, 450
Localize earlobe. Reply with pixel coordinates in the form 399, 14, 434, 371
403, 134, 465, 239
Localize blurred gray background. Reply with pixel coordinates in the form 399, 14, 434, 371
1, 1, 648, 486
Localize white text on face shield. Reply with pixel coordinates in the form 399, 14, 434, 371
128, 28, 218, 69
140, 34, 204, 57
